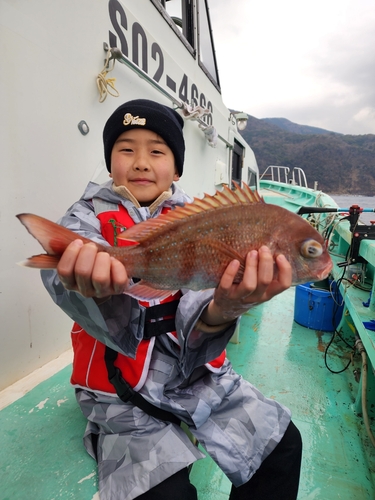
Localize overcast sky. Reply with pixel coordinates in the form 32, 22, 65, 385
208, 0, 375, 135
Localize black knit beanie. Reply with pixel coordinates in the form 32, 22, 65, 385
103, 99, 185, 176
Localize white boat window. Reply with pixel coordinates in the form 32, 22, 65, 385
163, 0, 183, 27
158, 0, 194, 49
197, 0, 220, 90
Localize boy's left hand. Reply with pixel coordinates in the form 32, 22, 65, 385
201, 246, 292, 325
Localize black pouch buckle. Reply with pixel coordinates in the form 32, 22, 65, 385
109, 367, 135, 402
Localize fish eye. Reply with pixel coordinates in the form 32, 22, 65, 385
301, 239, 323, 259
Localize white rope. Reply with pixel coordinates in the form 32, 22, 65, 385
179, 102, 210, 120
179, 102, 218, 147
198, 124, 218, 148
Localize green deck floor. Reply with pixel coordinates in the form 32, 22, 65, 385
0, 365, 98, 500
1, 288, 374, 499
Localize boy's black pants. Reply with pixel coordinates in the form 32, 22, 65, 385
136, 421, 302, 500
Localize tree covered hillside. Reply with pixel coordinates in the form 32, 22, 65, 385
239, 115, 375, 195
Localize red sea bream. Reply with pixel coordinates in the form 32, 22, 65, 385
17, 183, 332, 299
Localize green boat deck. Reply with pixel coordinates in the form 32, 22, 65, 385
1, 287, 374, 500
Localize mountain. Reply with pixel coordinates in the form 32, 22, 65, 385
261, 117, 339, 136
238, 115, 375, 195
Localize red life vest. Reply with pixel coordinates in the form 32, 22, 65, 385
70, 202, 225, 394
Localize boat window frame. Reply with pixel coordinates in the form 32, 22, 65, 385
247, 168, 258, 190
231, 140, 244, 187
151, 0, 196, 57
196, 0, 221, 92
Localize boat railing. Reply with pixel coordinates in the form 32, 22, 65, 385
291, 167, 308, 188
260, 165, 308, 188
101, 44, 233, 149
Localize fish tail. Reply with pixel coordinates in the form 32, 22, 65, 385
16, 213, 94, 269
18, 254, 61, 269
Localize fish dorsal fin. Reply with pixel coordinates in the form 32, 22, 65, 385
117, 183, 264, 243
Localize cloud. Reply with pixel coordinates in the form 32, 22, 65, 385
209, 0, 375, 134
303, 11, 375, 133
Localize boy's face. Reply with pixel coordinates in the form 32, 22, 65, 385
110, 128, 179, 205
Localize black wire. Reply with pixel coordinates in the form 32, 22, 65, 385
340, 277, 372, 292
323, 255, 356, 374
311, 212, 363, 373
324, 332, 354, 374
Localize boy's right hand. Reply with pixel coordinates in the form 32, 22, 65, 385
57, 240, 129, 299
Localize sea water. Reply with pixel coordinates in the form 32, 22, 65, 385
330, 194, 375, 225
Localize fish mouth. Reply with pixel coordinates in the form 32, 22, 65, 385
316, 261, 333, 280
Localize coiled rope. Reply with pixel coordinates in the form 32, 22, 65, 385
96, 48, 120, 103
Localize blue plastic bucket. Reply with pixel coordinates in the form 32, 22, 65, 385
294, 281, 344, 331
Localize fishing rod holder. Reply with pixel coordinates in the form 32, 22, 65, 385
346, 223, 375, 264
298, 204, 375, 265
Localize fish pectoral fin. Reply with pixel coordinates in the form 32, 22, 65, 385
124, 281, 177, 301
204, 239, 246, 272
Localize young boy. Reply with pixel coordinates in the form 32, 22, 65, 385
41, 99, 302, 500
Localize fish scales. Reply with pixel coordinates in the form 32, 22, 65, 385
113, 203, 312, 290
112, 198, 257, 289
17, 183, 333, 300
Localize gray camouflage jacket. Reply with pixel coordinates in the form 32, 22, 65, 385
41, 181, 292, 499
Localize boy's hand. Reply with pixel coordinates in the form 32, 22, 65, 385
201, 246, 292, 325
57, 240, 129, 299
